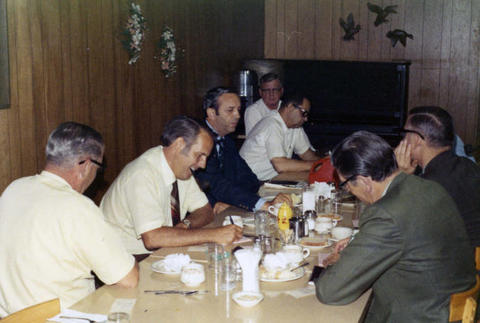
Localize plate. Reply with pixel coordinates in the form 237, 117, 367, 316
151, 260, 181, 275
299, 237, 332, 250
260, 267, 305, 282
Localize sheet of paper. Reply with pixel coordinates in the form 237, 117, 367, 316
109, 298, 137, 315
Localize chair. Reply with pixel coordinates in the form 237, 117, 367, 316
462, 296, 477, 323
450, 275, 480, 322
1, 298, 60, 323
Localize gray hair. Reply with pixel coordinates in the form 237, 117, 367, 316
45, 122, 104, 168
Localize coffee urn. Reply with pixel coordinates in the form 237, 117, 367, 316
233, 69, 258, 136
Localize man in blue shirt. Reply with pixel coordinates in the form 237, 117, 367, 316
195, 87, 291, 215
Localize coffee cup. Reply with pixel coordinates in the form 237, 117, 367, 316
281, 244, 310, 265
267, 203, 282, 216
331, 226, 353, 240
314, 217, 337, 233
180, 262, 205, 287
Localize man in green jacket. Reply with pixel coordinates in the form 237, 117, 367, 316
315, 131, 475, 322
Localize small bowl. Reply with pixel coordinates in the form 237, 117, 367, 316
232, 291, 264, 307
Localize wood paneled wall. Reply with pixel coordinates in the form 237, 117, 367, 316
1, 0, 264, 198
265, 0, 480, 148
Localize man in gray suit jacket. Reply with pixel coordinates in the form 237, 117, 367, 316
315, 131, 475, 322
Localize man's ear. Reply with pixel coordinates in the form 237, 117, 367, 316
206, 107, 216, 119
357, 176, 372, 193
171, 136, 186, 153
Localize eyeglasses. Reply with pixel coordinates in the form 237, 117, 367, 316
79, 158, 105, 171
260, 87, 282, 94
399, 128, 425, 140
293, 103, 309, 118
339, 174, 357, 188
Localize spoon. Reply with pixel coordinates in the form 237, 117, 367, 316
290, 262, 309, 272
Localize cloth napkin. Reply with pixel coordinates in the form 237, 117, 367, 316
49, 309, 107, 322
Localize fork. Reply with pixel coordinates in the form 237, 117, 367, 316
155, 290, 198, 295
59, 315, 104, 323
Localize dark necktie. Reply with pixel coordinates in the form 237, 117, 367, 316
170, 181, 180, 226
216, 137, 225, 169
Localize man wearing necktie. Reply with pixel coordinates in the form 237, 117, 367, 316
101, 116, 242, 255
195, 87, 291, 215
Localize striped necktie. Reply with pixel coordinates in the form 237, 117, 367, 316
216, 137, 225, 169
170, 181, 180, 226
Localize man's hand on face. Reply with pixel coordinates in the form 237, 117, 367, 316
262, 193, 292, 210
213, 202, 231, 216
214, 224, 243, 245
394, 139, 418, 174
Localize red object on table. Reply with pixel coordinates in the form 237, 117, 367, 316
308, 156, 339, 186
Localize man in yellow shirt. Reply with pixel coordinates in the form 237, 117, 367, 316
101, 116, 242, 255
0, 122, 139, 317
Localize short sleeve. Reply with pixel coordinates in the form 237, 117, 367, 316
293, 128, 312, 156
124, 169, 169, 236
71, 203, 135, 285
265, 123, 288, 160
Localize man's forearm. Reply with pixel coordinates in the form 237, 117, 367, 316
271, 157, 314, 173
185, 203, 214, 228
300, 149, 319, 161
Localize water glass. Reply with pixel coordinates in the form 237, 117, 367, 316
254, 210, 269, 237
221, 253, 236, 291
207, 243, 224, 270
107, 312, 130, 323
353, 200, 366, 228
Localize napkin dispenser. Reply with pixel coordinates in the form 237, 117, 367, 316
308, 156, 339, 186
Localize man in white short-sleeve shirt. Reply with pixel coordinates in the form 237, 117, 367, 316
101, 116, 242, 255
244, 73, 283, 136
0, 122, 139, 317
240, 92, 319, 181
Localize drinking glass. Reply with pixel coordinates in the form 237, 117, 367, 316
254, 210, 269, 238
220, 253, 236, 291
107, 312, 130, 323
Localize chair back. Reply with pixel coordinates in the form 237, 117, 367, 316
450, 275, 480, 322
475, 247, 480, 271
462, 296, 477, 323
1, 298, 60, 323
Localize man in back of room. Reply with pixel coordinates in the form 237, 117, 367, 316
244, 73, 284, 135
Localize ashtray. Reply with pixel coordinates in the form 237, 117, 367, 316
232, 291, 264, 307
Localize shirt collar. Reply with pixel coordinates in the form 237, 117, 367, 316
205, 120, 224, 140
205, 120, 224, 141
40, 170, 73, 189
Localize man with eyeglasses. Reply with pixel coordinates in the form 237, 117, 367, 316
394, 106, 480, 246
244, 73, 284, 136
315, 130, 475, 323
0, 122, 139, 317
240, 91, 319, 181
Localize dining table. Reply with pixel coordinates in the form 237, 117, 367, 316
59, 174, 371, 323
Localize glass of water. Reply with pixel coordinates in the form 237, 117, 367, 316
254, 210, 269, 238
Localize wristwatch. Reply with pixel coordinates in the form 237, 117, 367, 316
183, 219, 191, 229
